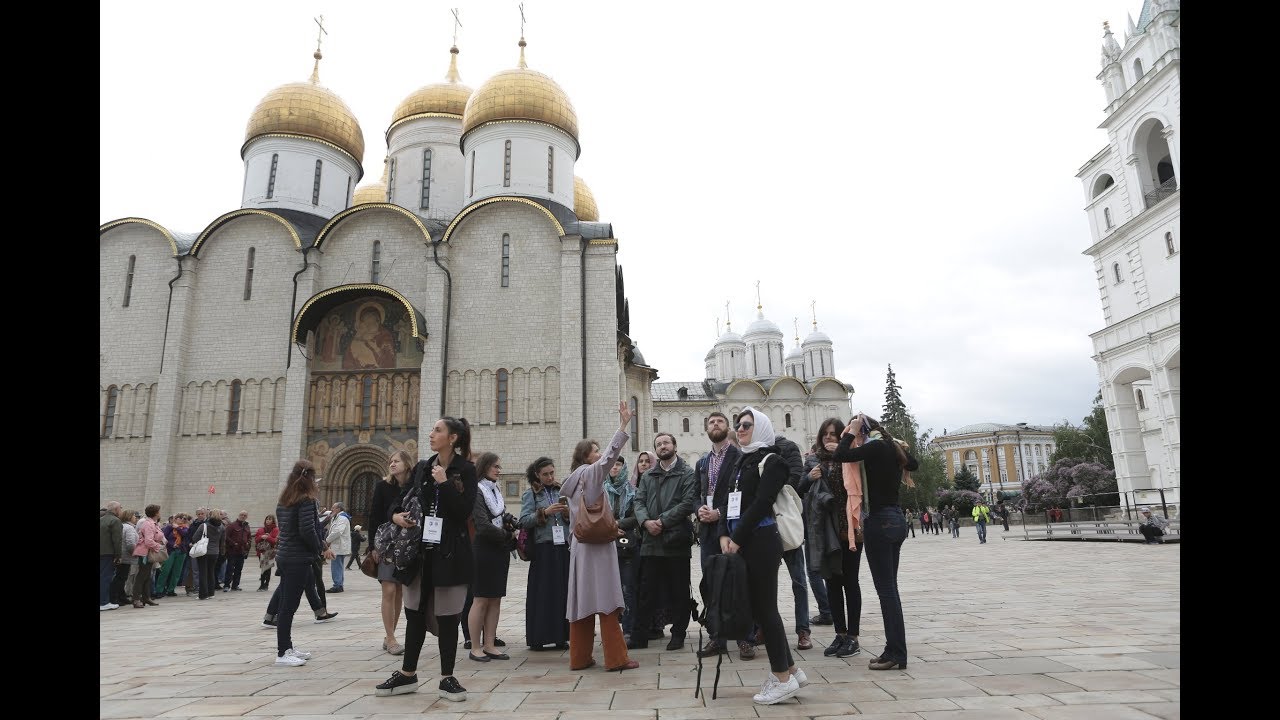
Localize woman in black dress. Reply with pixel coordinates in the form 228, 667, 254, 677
467, 452, 516, 662
518, 456, 571, 650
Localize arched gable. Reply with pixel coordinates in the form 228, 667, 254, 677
190, 209, 302, 257
443, 196, 565, 245
725, 378, 767, 399
1109, 364, 1153, 385
313, 203, 434, 251
809, 378, 848, 398
767, 376, 809, 399
99, 217, 180, 256
292, 284, 429, 346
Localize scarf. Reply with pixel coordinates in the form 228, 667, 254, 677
737, 406, 776, 454
604, 458, 635, 519
479, 479, 505, 528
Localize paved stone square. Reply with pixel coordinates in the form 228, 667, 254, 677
100, 532, 1179, 719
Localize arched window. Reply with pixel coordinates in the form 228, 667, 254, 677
496, 370, 509, 424
1132, 58, 1144, 80
243, 248, 255, 301
1165, 231, 1176, 255
1092, 174, 1115, 198
547, 146, 555, 192
361, 376, 374, 428
420, 148, 433, 210
630, 396, 639, 451
123, 255, 136, 307
346, 177, 352, 209
1136, 388, 1147, 411
503, 140, 512, 187
371, 241, 382, 284
387, 157, 397, 204
102, 386, 119, 438
785, 412, 792, 429
682, 417, 690, 433
228, 380, 242, 433
1104, 207, 1113, 229
1113, 262, 1123, 284
652, 417, 658, 434
312, 160, 323, 206
501, 234, 511, 287
267, 153, 278, 199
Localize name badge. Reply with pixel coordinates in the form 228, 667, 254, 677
552, 524, 566, 545
423, 516, 443, 543
707, 495, 715, 510
727, 491, 742, 519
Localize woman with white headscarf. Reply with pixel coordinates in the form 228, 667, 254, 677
716, 407, 808, 705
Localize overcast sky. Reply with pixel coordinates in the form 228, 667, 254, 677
100, 0, 1144, 437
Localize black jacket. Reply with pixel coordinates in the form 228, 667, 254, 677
695, 443, 742, 551
370, 479, 407, 539
803, 467, 842, 578
773, 435, 805, 488
471, 483, 514, 548
832, 436, 920, 511
401, 453, 477, 587
716, 445, 788, 548
275, 499, 322, 565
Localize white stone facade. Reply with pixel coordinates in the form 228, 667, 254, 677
100, 52, 652, 528
1076, 0, 1180, 499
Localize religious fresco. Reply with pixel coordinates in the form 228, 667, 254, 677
305, 433, 419, 480
312, 298, 423, 372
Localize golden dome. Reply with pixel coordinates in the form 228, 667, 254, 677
462, 39, 578, 143
574, 176, 599, 221
352, 157, 389, 204
390, 46, 473, 128
243, 52, 366, 164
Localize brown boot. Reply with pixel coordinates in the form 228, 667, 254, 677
133, 600, 145, 609
796, 630, 813, 650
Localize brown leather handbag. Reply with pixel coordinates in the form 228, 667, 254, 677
574, 488, 621, 544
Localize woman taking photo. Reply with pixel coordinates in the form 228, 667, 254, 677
273, 461, 323, 666
375, 417, 477, 702
467, 452, 516, 662
809, 417, 864, 659
831, 413, 918, 670
561, 401, 640, 672
717, 407, 808, 705
371, 450, 414, 655
519, 455, 570, 651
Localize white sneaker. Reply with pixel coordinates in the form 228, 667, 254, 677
757, 673, 778, 695
274, 653, 307, 666
794, 668, 809, 687
286, 647, 313, 660
753, 674, 799, 705
99, 603, 119, 611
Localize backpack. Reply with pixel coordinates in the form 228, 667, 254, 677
373, 478, 425, 584
759, 454, 804, 552
695, 552, 754, 699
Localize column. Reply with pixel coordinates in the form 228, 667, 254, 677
1103, 379, 1149, 494
144, 255, 198, 512
558, 235, 584, 464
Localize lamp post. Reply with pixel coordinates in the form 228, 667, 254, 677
991, 432, 1004, 502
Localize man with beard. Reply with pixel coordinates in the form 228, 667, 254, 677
627, 432, 699, 651
693, 412, 751, 659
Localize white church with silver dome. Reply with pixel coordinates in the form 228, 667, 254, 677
100, 35, 657, 527
652, 299, 853, 468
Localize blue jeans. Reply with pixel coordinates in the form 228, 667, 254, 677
976, 521, 987, 543
330, 556, 346, 588
782, 547, 810, 634
808, 566, 830, 618
864, 505, 908, 665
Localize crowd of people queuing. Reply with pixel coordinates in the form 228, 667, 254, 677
100, 402, 925, 706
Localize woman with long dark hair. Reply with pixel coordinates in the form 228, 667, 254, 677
371, 449, 414, 655
467, 452, 516, 662
375, 417, 477, 702
717, 407, 808, 705
518, 455, 571, 650
273, 461, 323, 666
831, 413, 919, 670
809, 417, 864, 658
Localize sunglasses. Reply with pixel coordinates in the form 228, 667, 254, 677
736, 422, 754, 431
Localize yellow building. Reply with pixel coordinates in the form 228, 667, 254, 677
931, 423, 1056, 498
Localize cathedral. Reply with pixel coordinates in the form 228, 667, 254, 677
99, 37, 657, 527
1076, 0, 1179, 505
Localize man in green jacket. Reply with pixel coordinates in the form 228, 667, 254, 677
101, 501, 123, 610
628, 432, 698, 651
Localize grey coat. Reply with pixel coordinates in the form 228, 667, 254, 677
561, 428, 629, 622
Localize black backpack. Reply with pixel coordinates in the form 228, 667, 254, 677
694, 552, 753, 699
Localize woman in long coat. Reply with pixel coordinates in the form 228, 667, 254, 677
560, 401, 639, 672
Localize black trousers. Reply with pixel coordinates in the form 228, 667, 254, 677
275, 562, 312, 656
226, 555, 246, 589
740, 524, 793, 673
632, 555, 692, 641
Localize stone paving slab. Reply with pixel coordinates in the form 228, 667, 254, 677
99, 534, 1179, 718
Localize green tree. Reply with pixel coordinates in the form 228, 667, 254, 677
877, 365, 948, 511
881, 364, 911, 442
1049, 391, 1114, 469
953, 465, 981, 492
